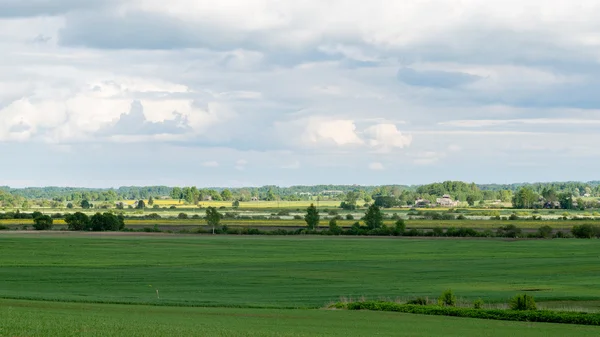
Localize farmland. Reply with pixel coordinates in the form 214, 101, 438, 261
1, 233, 600, 335
0, 234, 599, 307
2, 299, 599, 337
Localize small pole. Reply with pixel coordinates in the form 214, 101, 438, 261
156, 289, 160, 299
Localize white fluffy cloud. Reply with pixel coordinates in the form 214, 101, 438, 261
2, 0, 600, 185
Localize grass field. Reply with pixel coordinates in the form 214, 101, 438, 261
2, 299, 599, 337
0, 234, 599, 308
1, 234, 599, 336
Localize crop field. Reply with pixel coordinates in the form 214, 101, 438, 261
2, 299, 599, 337
0, 234, 599, 307
1, 233, 599, 336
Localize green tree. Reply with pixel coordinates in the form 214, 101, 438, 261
364, 204, 383, 229
328, 218, 342, 235
466, 195, 476, 206
148, 196, 154, 206
65, 212, 90, 231
66, 202, 74, 209
232, 200, 240, 208
512, 188, 537, 209
221, 189, 233, 201
136, 200, 146, 209
206, 207, 222, 234
304, 204, 320, 230
558, 193, 574, 209
33, 215, 53, 230
89, 213, 124, 231
80, 200, 91, 209
171, 187, 183, 201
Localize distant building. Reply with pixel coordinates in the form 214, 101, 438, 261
436, 195, 459, 207
414, 198, 431, 207
250, 196, 259, 201
203, 196, 213, 201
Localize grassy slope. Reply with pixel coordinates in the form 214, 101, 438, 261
1, 299, 599, 337
0, 234, 598, 308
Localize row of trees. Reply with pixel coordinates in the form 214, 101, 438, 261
512, 187, 597, 210
305, 203, 387, 230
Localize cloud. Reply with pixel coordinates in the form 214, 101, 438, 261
368, 162, 384, 170
99, 100, 191, 136
397, 67, 481, 88
202, 161, 219, 167
235, 159, 248, 171
363, 124, 412, 152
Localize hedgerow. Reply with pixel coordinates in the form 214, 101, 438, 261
333, 301, 600, 326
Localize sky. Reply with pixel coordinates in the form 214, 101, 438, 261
2, 0, 600, 188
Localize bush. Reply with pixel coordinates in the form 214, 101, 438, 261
346, 214, 354, 220
572, 224, 600, 238
438, 289, 456, 307
497, 224, 522, 238
293, 215, 303, 220
406, 297, 428, 305
328, 218, 342, 235
537, 225, 553, 239
338, 301, 600, 325
394, 219, 406, 236
510, 294, 537, 311
177, 213, 189, 219
32, 215, 53, 230
473, 298, 484, 309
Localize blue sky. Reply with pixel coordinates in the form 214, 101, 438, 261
1, 0, 600, 188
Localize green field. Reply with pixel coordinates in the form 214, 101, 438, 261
0, 234, 599, 307
1, 233, 599, 336
2, 299, 599, 337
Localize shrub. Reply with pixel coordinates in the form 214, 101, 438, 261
328, 218, 342, 235
572, 224, 600, 238
497, 224, 522, 238
277, 210, 290, 216
346, 214, 354, 220
438, 289, 456, 307
406, 297, 428, 305
32, 215, 53, 230
473, 298, 484, 309
432, 227, 444, 237
394, 219, 406, 236
457, 214, 466, 220
537, 225, 553, 239
510, 294, 537, 311
177, 213, 189, 219
293, 215, 303, 220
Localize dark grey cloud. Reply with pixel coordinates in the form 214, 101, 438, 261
0, 0, 112, 17
397, 67, 481, 88
99, 101, 191, 136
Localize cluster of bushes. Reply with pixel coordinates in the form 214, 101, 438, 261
64, 212, 125, 231
334, 293, 600, 326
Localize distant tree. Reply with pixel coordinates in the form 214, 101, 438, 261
512, 188, 537, 209
65, 212, 90, 231
136, 200, 146, 209
304, 204, 320, 230
148, 196, 154, 206
89, 213, 124, 231
364, 204, 383, 229
66, 202, 74, 209
206, 207, 222, 234
558, 193, 574, 210
221, 189, 233, 201
32, 215, 53, 230
116, 202, 124, 210
232, 200, 240, 208
177, 213, 188, 219
80, 200, 91, 209
266, 188, 276, 201
466, 195, 476, 207
171, 187, 183, 202
374, 196, 399, 208
328, 218, 342, 235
